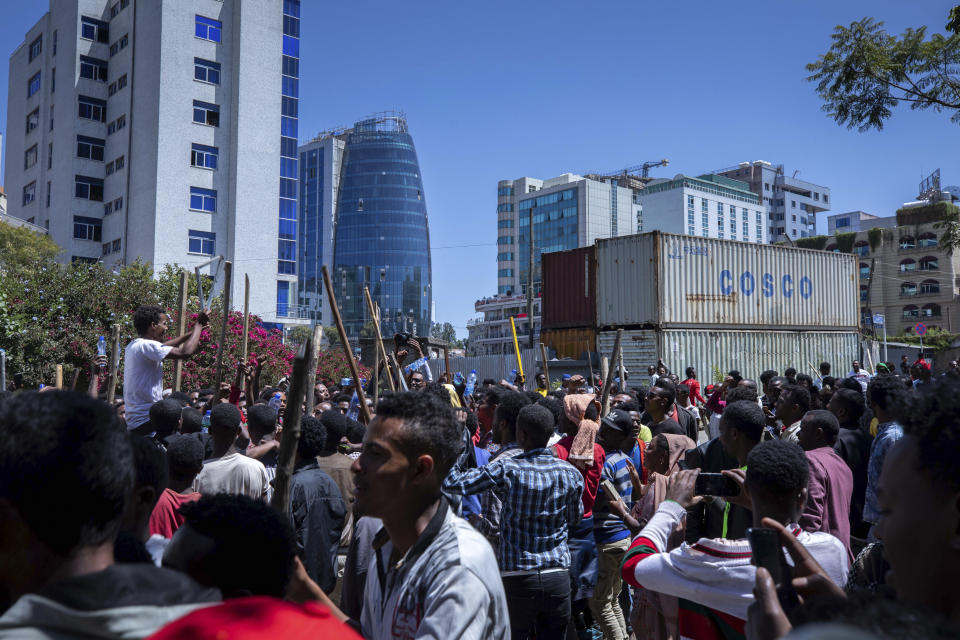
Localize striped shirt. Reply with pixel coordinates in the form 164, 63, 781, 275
593, 449, 633, 543
444, 448, 584, 571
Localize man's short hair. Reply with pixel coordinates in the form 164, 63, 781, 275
168, 391, 191, 407
652, 378, 677, 405
483, 386, 505, 406
517, 404, 555, 448
760, 370, 779, 385
129, 435, 168, 501
819, 362, 831, 372
897, 378, 960, 493
867, 375, 907, 413
344, 418, 366, 444
616, 399, 641, 413
804, 409, 841, 444
209, 403, 241, 435
720, 400, 766, 442
837, 377, 865, 393
246, 404, 278, 443
781, 384, 811, 414
796, 373, 813, 387
132, 305, 167, 336
297, 415, 327, 459
319, 409, 347, 451
181, 407, 203, 434
165, 435, 205, 480
677, 384, 690, 395
728, 370, 743, 383
746, 439, 809, 498
375, 391, 463, 478
495, 391, 532, 432
784, 367, 797, 378
536, 396, 564, 428
831, 388, 865, 423
0, 391, 132, 554
177, 494, 296, 597
769, 375, 788, 389
149, 399, 182, 437
726, 385, 758, 404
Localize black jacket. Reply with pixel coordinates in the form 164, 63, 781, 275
290, 462, 348, 593
835, 426, 873, 539
680, 437, 751, 543
641, 404, 697, 442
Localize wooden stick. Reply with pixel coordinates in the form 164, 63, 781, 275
304, 324, 322, 417
808, 361, 824, 382
364, 287, 395, 392
55, 365, 63, 389
322, 266, 371, 423
106, 323, 121, 404
444, 346, 451, 383
213, 261, 233, 392
242, 274, 250, 367
270, 338, 309, 515
540, 342, 551, 388
509, 316, 524, 379
174, 270, 189, 392
600, 329, 623, 416
391, 352, 409, 391
70, 367, 81, 390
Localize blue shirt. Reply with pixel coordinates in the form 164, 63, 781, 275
461, 447, 491, 519
444, 448, 584, 571
863, 421, 903, 527
594, 449, 633, 543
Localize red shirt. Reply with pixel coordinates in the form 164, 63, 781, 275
149, 488, 202, 538
553, 435, 605, 518
682, 378, 705, 405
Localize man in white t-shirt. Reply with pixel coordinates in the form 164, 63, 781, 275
124, 305, 209, 434
193, 403, 269, 500
846, 360, 872, 392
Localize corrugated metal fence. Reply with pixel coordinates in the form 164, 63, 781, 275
427, 348, 540, 383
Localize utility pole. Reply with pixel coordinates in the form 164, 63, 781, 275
527, 205, 535, 348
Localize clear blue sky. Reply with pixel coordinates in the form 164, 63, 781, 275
2, 1, 957, 337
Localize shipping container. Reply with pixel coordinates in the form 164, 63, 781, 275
542, 246, 596, 329
541, 327, 597, 360
598, 328, 858, 386
595, 232, 860, 330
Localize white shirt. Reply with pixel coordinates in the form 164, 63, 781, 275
847, 369, 872, 391
193, 451, 269, 500
123, 338, 173, 429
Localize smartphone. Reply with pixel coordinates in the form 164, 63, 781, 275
748, 527, 800, 614
694, 472, 740, 497
600, 478, 622, 504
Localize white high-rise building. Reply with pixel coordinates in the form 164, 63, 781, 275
3, 0, 303, 326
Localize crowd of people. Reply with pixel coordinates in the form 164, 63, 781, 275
0, 303, 958, 639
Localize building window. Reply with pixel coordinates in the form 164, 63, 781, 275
276, 281, 290, 316
102, 242, 110, 256
188, 230, 215, 255
498, 186, 514, 196
75, 175, 104, 201
28, 35, 42, 61
192, 100, 220, 126
47, 142, 53, 168
78, 95, 106, 122
278, 260, 295, 275
497, 252, 514, 261
108, 74, 127, 96
26, 108, 39, 133
497, 235, 513, 245
189, 187, 217, 212
80, 16, 109, 42
195, 15, 222, 42
108, 33, 128, 57
107, 114, 126, 135
920, 279, 940, 295
823, 194, 828, 203
764, 183, 770, 191
27, 71, 41, 97
918, 232, 937, 248
22, 182, 37, 206
24, 145, 38, 169
76, 135, 105, 161
497, 203, 513, 213
194, 58, 221, 84
79, 56, 108, 82
104, 196, 123, 216
50, 67, 55, 93
791, 200, 796, 208
73, 215, 102, 241
497, 219, 513, 229
52, 29, 56, 54
190, 143, 218, 169
105, 156, 123, 175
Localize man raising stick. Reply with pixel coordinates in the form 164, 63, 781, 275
125, 305, 209, 436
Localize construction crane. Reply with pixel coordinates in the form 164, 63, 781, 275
588, 159, 670, 178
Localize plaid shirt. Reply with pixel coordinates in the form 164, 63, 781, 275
472, 444, 524, 549
444, 448, 584, 571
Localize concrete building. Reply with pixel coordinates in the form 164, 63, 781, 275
297, 112, 432, 338
635, 173, 765, 243
714, 160, 830, 242
467, 294, 540, 356
827, 211, 886, 235
3, 0, 301, 326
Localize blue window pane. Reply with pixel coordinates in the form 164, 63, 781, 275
283, 0, 300, 18
279, 199, 296, 219
278, 261, 296, 275
282, 97, 298, 117
278, 240, 296, 261
282, 75, 299, 97
277, 280, 290, 314
195, 15, 222, 42
282, 35, 299, 57
281, 116, 298, 137
279, 218, 296, 239
281, 157, 297, 178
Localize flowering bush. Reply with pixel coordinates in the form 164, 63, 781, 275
315, 348, 370, 388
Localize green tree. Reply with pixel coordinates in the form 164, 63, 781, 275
323, 325, 341, 348
430, 321, 462, 347
0, 221, 59, 272
287, 325, 314, 348
807, 16, 960, 131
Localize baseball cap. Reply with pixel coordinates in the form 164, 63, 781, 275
601, 408, 633, 433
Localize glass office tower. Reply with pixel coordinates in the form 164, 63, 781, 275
327, 113, 431, 337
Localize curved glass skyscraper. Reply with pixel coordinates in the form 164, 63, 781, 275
319, 113, 431, 337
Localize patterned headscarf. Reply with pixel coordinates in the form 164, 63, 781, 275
563, 394, 600, 468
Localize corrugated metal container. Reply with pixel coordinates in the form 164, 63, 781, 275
598, 328, 859, 384
542, 246, 596, 329
596, 232, 860, 330
541, 327, 597, 360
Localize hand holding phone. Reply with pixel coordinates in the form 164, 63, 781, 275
694, 472, 740, 497
748, 527, 799, 615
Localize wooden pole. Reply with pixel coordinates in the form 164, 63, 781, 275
444, 346, 451, 383
213, 261, 233, 392
241, 274, 250, 366
375, 302, 396, 393
270, 338, 309, 515
106, 323, 121, 404
304, 324, 322, 417
391, 352, 409, 391
70, 367, 81, 390
174, 270, 189, 392
600, 328, 623, 415
509, 316, 525, 380
540, 342, 551, 388
55, 365, 63, 389
322, 266, 371, 423
364, 287, 395, 392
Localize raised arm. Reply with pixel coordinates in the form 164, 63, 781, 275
165, 309, 210, 360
